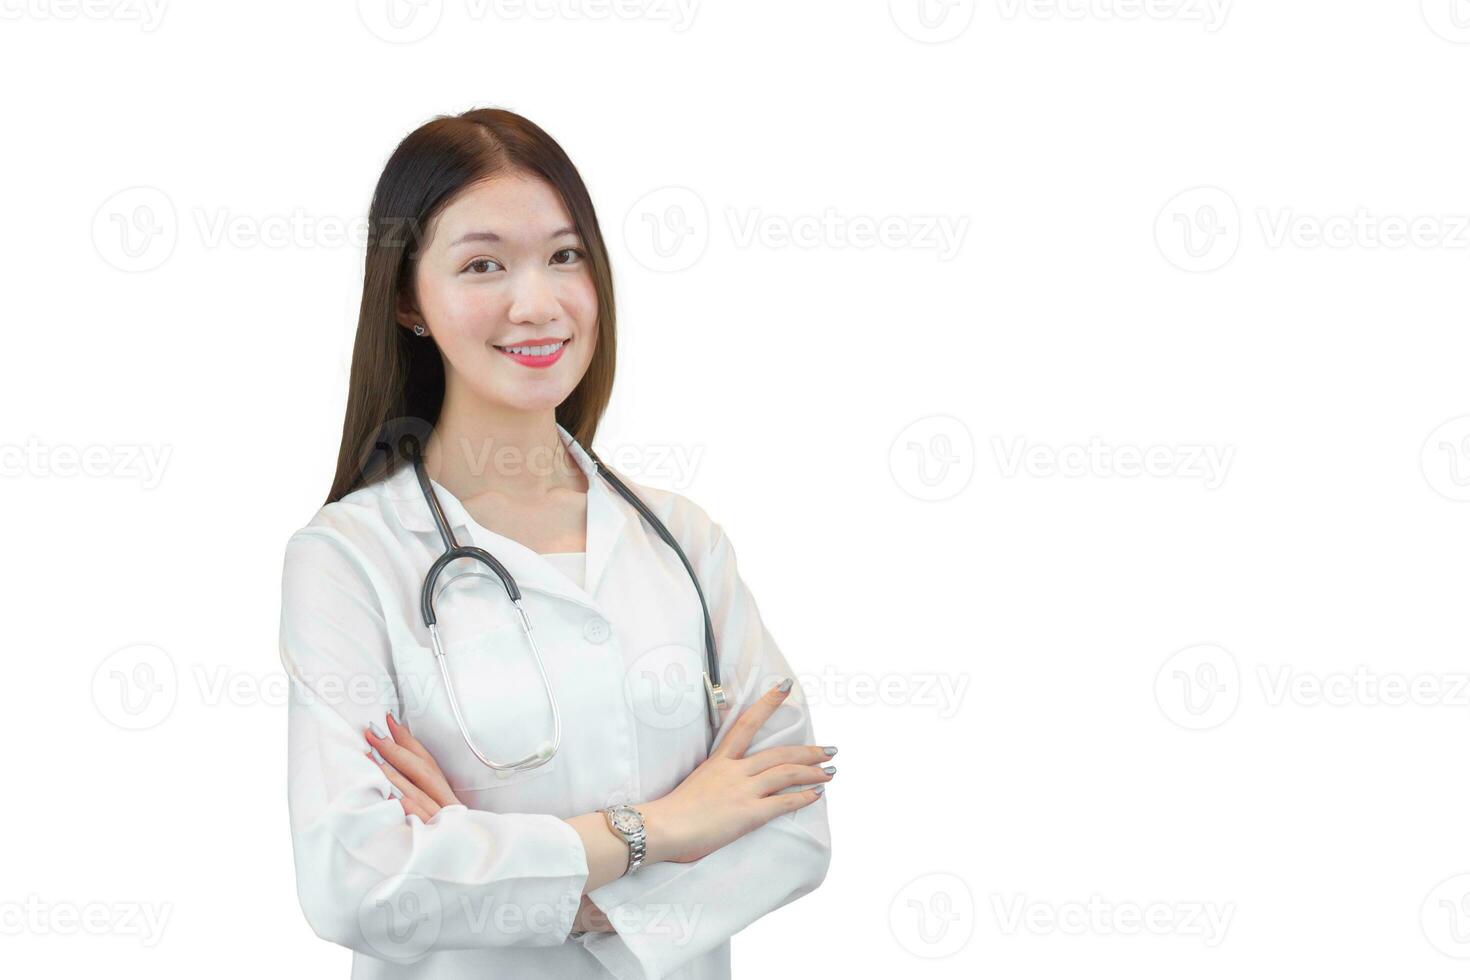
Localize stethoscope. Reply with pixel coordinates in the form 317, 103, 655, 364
411, 444, 726, 774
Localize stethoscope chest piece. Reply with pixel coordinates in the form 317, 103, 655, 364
704, 674, 727, 733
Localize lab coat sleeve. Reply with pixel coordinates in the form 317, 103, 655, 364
578, 515, 833, 980
279, 529, 590, 957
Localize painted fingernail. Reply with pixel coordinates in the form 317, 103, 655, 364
387, 785, 403, 800
777, 677, 793, 693
813, 786, 825, 797
366, 748, 386, 765
822, 765, 836, 775
368, 721, 389, 740
822, 746, 838, 756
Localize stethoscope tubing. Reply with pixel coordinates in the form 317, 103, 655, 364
409, 443, 724, 773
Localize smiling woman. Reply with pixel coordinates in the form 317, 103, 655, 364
387, 172, 602, 456
279, 106, 834, 980
327, 112, 617, 506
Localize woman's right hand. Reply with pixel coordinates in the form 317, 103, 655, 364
640, 678, 835, 866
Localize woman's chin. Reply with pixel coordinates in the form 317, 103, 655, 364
480, 386, 579, 415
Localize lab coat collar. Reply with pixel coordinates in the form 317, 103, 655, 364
379, 422, 629, 608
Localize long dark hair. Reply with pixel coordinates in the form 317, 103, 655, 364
324, 107, 618, 506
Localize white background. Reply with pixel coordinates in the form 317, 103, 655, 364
3, 0, 1470, 976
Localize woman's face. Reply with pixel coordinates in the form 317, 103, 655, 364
402, 171, 598, 416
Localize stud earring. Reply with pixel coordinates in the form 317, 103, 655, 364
413, 323, 427, 336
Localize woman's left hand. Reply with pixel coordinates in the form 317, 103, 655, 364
364, 712, 463, 820
365, 716, 613, 935
574, 894, 615, 934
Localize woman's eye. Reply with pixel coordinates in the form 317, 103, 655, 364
551, 247, 585, 265
463, 258, 502, 274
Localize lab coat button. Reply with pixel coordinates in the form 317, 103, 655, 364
583, 616, 611, 644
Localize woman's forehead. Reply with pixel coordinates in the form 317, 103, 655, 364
430, 174, 575, 248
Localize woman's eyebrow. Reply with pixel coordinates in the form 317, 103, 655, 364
449, 226, 580, 248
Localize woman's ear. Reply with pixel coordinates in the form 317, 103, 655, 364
394, 298, 424, 333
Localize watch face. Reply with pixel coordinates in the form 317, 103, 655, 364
610, 807, 644, 834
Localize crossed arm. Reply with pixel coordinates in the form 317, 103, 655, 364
363, 677, 835, 939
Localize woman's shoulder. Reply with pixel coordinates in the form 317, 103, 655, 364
283, 470, 406, 566
610, 469, 727, 557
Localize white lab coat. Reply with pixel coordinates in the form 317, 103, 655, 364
278, 423, 831, 979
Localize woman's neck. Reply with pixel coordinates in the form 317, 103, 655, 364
423, 407, 585, 503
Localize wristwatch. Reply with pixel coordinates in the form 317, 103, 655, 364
600, 804, 647, 876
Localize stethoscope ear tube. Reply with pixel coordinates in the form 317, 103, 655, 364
409, 442, 725, 767
430, 609, 561, 772
421, 545, 521, 627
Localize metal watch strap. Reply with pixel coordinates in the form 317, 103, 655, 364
602, 805, 647, 875
625, 827, 646, 874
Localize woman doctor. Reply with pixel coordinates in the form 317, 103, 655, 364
278, 107, 834, 980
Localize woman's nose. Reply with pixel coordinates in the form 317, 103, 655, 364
506, 270, 560, 323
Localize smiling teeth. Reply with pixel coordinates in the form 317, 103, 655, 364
503, 341, 564, 356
